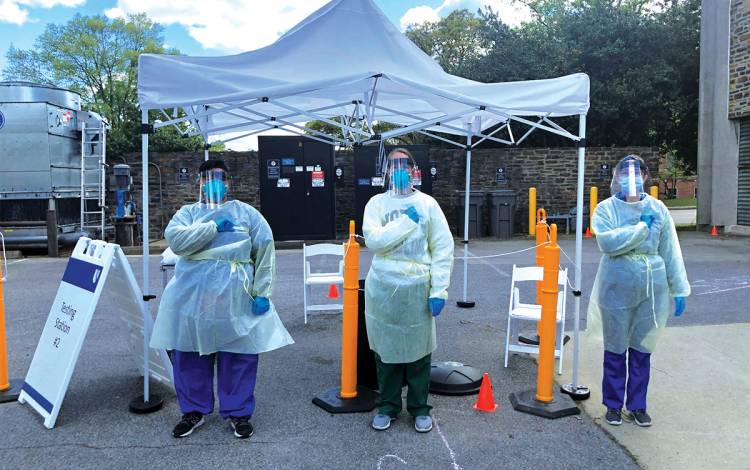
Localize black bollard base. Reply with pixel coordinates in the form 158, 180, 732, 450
313, 386, 378, 414
129, 394, 164, 414
0, 379, 23, 404
456, 300, 475, 308
509, 389, 580, 419
560, 383, 591, 401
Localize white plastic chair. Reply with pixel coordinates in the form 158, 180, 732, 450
303, 242, 345, 324
504, 265, 568, 375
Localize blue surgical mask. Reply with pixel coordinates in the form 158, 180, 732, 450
393, 169, 411, 191
202, 179, 227, 202
392, 168, 411, 191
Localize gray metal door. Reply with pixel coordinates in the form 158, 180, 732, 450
739, 120, 750, 225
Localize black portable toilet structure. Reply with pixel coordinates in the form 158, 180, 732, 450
258, 136, 336, 240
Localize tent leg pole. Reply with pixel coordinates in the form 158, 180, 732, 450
457, 131, 475, 309
130, 108, 163, 414
204, 134, 209, 161
561, 113, 590, 401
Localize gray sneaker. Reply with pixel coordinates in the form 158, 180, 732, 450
605, 408, 622, 426
414, 415, 433, 433
629, 409, 652, 427
371, 414, 393, 431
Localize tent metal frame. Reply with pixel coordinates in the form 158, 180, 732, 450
138, 74, 589, 404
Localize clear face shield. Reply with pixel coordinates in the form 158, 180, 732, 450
199, 169, 229, 209
387, 154, 415, 197
611, 156, 648, 201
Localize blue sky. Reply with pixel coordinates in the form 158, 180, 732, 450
0, 1, 530, 73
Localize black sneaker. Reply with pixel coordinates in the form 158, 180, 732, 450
173, 412, 204, 438
629, 409, 652, 427
230, 416, 254, 439
605, 408, 622, 426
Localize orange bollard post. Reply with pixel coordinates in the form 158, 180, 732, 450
312, 221, 378, 413
509, 223, 580, 418
589, 186, 598, 236
340, 220, 359, 399
0, 256, 23, 403
519, 209, 546, 346
529, 187, 537, 236
536, 224, 560, 403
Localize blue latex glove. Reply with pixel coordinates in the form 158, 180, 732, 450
639, 213, 656, 229
215, 218, 235, 232
428, 298, 445, 317
404, 206, 420, 224
252, 296, 270, 315
674, 296, 686, 317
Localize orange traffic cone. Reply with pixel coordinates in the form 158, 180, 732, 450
585, 227, 591, 238
711, 226, 718, 237
473, 372, 498, 412
328, 284, 339, 299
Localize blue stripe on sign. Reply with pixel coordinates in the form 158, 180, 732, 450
22, 382, 54, 413
61, 257, 102, 293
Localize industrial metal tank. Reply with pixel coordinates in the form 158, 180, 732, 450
0, 81, 106, 253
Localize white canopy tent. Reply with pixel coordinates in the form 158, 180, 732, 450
136, 0, 591, 402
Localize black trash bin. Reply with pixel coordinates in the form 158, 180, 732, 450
358, 279, 378, 391
488, 190, 517, 238
456, 190, 486, 238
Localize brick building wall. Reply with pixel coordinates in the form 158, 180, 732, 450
122, 146, 657, 241
729, 0, 750, 118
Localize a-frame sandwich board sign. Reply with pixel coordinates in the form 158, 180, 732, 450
19, 237, 172, 428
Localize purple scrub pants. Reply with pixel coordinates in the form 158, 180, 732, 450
170, 350, 259, 419
602, 347, 651, 411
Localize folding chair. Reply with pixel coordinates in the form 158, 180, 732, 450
302, 242, 345, 324
504, 265, 568, 374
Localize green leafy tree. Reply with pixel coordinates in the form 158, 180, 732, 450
401, 1, 700, 168
658, 148, 691, 199
406, 9, 486, 77
3, 13, 207, 156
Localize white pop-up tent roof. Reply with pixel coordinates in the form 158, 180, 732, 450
138, 0, 588, 147
135, 0, 592, 400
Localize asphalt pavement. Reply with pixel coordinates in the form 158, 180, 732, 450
1, 230, 745, 469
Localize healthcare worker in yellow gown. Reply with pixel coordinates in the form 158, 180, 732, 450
363, 148, 454, 433
151, 159, 293, 439
588, 155, 690, 428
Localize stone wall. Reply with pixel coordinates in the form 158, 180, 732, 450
729, 0, 750, 118
122, 146, 658, 241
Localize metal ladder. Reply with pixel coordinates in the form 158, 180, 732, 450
80, 122, 106, 238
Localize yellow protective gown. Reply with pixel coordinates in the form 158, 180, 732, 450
151, 200, 293, 355
587, 195, 690, 354
363, 191, 454, 364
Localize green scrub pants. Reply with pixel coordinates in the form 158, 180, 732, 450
374, 353, 432, 418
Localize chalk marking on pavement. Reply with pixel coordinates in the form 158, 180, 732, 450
376, 454, 407, 469
6, 259, 27, 266
465, 248, 510, 278
695, 285, 750, 296
434, 415, 462, 470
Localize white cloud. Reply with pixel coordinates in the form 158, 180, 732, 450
0, 0, 83, 25
105, 0, 329, 53
400, 0, 532, 30
399, 5, 440, 30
